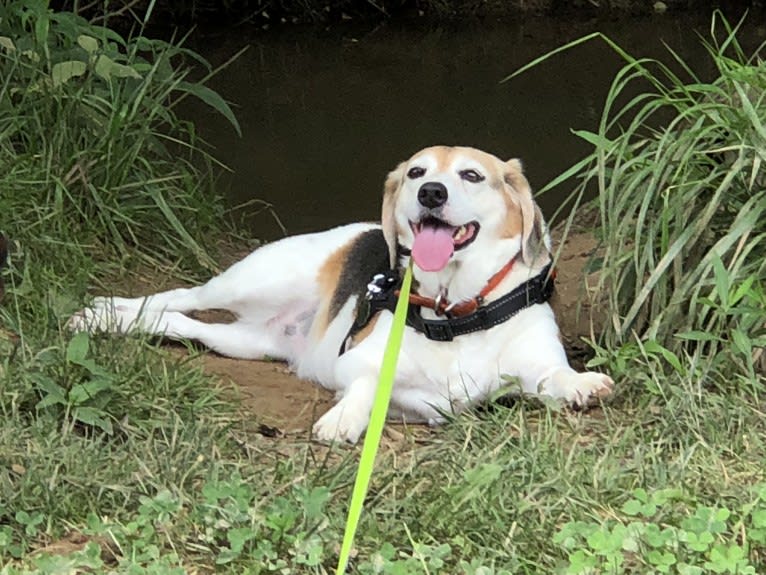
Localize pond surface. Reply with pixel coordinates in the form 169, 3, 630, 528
188, 11, 764, 240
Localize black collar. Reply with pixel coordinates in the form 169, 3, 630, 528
404, 262, 555, 341
340, 262, 555, 353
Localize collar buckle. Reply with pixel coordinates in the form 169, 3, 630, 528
422, 321, 454, 342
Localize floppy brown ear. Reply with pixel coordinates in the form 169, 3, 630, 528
504, 159, 548, 267
381, 161, 405, 268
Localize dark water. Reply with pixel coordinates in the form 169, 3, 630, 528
188, 11, 765, 240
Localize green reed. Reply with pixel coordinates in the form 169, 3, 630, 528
508, 12, 765, 384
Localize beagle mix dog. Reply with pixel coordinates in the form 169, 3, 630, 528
69, 146, 613, 443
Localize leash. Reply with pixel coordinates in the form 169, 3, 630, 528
335, 262, 413, 574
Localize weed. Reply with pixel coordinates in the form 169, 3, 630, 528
0, 0, 239, 274
509, 12, 766, 389
555, 484, 766, 574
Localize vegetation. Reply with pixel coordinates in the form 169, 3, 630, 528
515, 13, 765, 387
1, 4, 764, 575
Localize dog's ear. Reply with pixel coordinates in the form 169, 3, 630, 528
381, 161, 405, 269
504, 159, 548, 267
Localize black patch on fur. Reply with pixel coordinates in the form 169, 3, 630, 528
328, 229, 391, 323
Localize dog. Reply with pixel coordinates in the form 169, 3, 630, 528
69, 146, 613, 443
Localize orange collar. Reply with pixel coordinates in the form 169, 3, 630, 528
404, 256, 518, 317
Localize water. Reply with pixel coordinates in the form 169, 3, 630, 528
188, 11, 764, 240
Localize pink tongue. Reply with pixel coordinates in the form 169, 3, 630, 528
411, 226, 454, 272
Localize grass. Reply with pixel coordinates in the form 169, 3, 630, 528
1, 4, 765, 575
508, 12, 765, 384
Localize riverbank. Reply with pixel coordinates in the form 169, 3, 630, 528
2, 5, 764, 574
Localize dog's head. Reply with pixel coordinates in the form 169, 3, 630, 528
382, 146, 548, 273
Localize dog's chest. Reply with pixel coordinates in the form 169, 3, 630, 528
397, 312, 529, 391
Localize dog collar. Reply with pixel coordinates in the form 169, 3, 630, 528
403, 262, 555, 341
403, 256, 518, 317
340, 260, 555, 353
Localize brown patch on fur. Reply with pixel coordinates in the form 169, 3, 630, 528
312, 242, 353, 339
500, 191, 524, 239
504, 160, 546, 266
350, 314, 380, 348
427, 146, 454, 170
382, 162, 405, 268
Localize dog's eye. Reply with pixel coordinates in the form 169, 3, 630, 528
407, 166, 426, 179
459, 169, 485, 183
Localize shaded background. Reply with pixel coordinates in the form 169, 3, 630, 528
183, 9, 765, 239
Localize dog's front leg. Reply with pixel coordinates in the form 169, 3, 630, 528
312, 376, 377, 443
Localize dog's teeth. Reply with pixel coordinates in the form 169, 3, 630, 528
454, 226, 466, 241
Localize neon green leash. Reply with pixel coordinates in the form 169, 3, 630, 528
335, 262, 413, 575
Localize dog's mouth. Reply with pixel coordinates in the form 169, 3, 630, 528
408, 217, 480, 272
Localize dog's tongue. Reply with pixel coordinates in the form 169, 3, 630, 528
411, 225, 454, 272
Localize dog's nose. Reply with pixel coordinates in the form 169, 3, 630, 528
417, 182, 448, 209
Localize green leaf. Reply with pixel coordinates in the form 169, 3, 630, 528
176, 81, 241, 136
68, 379, 113, 405
226, 526, 254, 554
646, 549, 676, 569
675, 330, 720, 342
31, 373, 67, 408
73, 407, 113, 434
572, 129, 614, 148
633, 488, 649, 502
51, 60, 87, 86
730, 275, 756, 306
301, 487, 331, 520
34, 11, 50, 47
730, 328, 751, 357
751, 509, 766, 528
77, 34, 99, 54
622, 499, 644, 516
711, 255, 730, 306
94, 54, 141, 81
677, 564, 704, 575
66, 332, 90, 364
0, 36, 16, 52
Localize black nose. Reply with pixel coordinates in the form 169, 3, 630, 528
417, 182, 448, 209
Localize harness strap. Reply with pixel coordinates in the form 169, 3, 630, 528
339, 263, 555, 354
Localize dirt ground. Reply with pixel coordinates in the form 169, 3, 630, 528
185, 228, 603, 436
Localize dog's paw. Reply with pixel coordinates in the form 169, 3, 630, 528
539, 369, 613, 407
567, 372, 614, 407
67, 300, 147, 334
312, 402, 369, 444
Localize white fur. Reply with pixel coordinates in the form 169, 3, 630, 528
68, 147, 613, 443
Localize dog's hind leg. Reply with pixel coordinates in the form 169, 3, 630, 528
87, 285, 219, 316
76, 298, 288, 359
